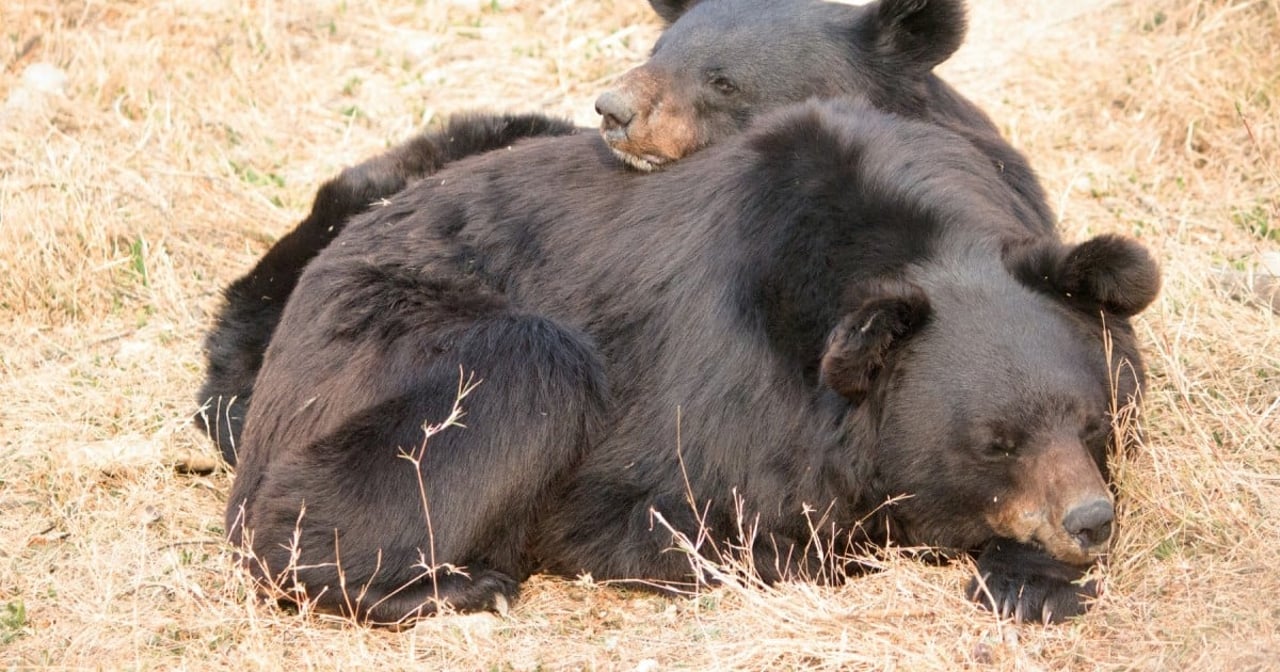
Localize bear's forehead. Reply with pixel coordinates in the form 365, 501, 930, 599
909, 256, 1110, 392
657, 0, 856, 55
898, 315, 1110, 435
676, 0, 840, 24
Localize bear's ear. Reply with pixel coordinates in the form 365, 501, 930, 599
1057, 234, 1162, 317
648, 0, 701, 24
867, 0, 967, 73
821, 281, 931, 403
1007, 234, 1162, 318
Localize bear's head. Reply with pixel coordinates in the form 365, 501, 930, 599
596, 0, 967, 170
821, 235, 1160, 566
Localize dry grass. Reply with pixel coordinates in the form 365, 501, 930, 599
1, 0, 1277, 668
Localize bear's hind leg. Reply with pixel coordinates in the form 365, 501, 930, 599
239, 312, 609, 622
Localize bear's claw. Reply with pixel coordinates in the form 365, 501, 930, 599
967, 538, 1101, 624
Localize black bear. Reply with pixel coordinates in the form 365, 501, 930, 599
226, 97, 1160, 626
196, 0, 1053, 464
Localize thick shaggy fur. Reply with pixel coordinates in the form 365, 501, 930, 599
196, 0, 1052, 462
194, 114, 579, 461
226, 99, 1160, 626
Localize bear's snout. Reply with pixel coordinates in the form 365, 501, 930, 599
984, 432, 1114, 565
1062, 497, 1114, 550
595, 90, 636, 140
594, 67, 700, 172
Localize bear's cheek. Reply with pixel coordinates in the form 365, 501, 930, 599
875, 447, 1003, 549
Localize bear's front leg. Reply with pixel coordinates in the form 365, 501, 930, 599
966, 538, 1100, 624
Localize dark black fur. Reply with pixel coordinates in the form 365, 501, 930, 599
195, 0, 1052, 462
195, 113, 578, 462
227, 99, 1159, 626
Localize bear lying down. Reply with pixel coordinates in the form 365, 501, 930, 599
226, 98, 1160, 626
195, 0, 1055, 463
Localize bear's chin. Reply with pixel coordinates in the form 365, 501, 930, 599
607, 145, 669, 172
1013, 536, 1108, 568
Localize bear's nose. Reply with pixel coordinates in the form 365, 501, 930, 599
595, 90, 636, 137
1062, 498, 1114, 549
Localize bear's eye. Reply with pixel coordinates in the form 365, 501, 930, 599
1082, 418, 1110, 447
984, 439, 1016, 458
710, 74, 739, 96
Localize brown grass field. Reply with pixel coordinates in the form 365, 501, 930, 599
2, 0, 1278, 668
